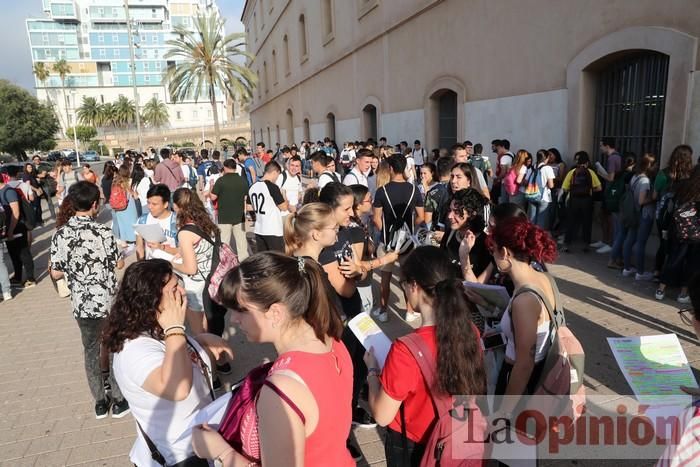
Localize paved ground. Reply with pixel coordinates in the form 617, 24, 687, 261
0, 208, 696, 466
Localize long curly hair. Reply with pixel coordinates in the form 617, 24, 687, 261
674, 165, 700, 204
172, 188, 220, 237
55, 194, 76, 228
400, 246, 486, 395
665, 144, 694, 183
102, 260, 174, 353
488, 217, 558, 265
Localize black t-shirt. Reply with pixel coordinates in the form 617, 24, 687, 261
318, 226, 363, 319
440, 229, 491, 278
373, 181, 424, 244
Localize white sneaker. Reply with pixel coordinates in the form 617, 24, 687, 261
635, 272, 654, 281
596, 245, 612, 254
370, 307, 382, 318
405, 311, 420, 323
590, 241, 605, 248
678, 294, 691, 305
622, 268, 637, 277
2, 292, 12, 301
376, 310, 389, 323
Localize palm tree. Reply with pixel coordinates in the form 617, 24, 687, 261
99, 102, 117, 129
164, 10, 256, 149
77, 96, 102, 128
52, 59, 72, 138
142, 96, 169, 128
33, 62, 64, 135
114, 95, 136, 128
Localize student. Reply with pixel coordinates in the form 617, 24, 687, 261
210, 159, 250, 261
342, 148, 371, 187
192, 253, 353, 467
135, 184, 177, 261
411, 139, 426, 171
526, 149, 556, 228
275, 155, 304, 214
364, 246, 486, 467
469, 143, 492, 182
310, 151, 340, 189
248, 161, 288, 252
562, 151, 602, 253
372, 154, 425, 323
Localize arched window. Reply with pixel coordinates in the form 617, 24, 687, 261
283, 34, 290, 75
299, 14, 308, 59
263, 61, 268, 94
361, 105, 377, 141
322, 0, 334, 43
286, 109, 294, 145
303, 118, 310, 141
429, 89, 458, 150
326, 112, 336, 141
271, 49, 278, 85
256, 70, 261, 98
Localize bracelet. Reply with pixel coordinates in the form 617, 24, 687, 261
163, 325, 186, 334
164, 332, 186, 341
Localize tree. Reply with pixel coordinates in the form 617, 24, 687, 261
0, 80, 58, 159
32, 62, 58, 121
114, 95, 136, 127
99, 102, 117, 128
164, 10, 256, 150
67, 125, 98, 143
142, 96, 169, 128
52, 59, 72, 138
77, 96, 102, 128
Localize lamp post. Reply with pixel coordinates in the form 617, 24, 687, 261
70, 90, 81, 166
124, 0, 143, 152
200, 105, 205, 151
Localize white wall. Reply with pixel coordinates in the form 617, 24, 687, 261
381, 110, 425, 145
336, 118, 361, 142
310, 123, 326, 142
464, 89, 568, 157
686, 76, 700, 155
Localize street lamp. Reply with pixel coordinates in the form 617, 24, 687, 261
70, 90, 81, 166
200, 105, 205, 151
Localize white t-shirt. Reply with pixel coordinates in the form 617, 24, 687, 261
404, 156, 416, 184
136, 177, 152, 207
112, 336, 213, 467
318, 171, 340, 190
500, 152, 514, 171
249, 180, 285, 236
516, 165, 529, 194
137, 212, 178, 259
276, 170, 303, 214
342, 168, 368, 187
412, 148, 426, 166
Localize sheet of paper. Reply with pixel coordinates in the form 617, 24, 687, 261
133, 223, 167, 243
607, 334, 698, 400
463, 281, 511, 311
190, 392, 231, 429
348, 312, 392, 368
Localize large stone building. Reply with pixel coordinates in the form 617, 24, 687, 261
242, 0, 700, 164
26, 0, 237, 137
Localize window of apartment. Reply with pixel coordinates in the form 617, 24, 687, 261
114, 48, 120, 57
263, 61, 269, 94
152, 34, 158, 43
112, 34, 119, 43
98, 7, 104, 16
58, 34, 65, 45
79, 63, 86, 72
144, 62, 150, 71
111, 7, 118, 17
98, 33, 104, 43
99, 48, 106, 57
299, 14, 308, 61
144, 75, 150, 83
271, 50, 278, 85
282, 35, 290, 75
58, 49, 65, 59
208, 110, 212, 118
322, 0, 334, 44
68, 114, 72, 124
100, 94, 104, 103
193, 110, 198, 119
152, 8, 157, 18
42, 33, 49, 44
176, 111, 181, 120
155, 61, 162, 71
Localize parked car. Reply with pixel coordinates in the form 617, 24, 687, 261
65, 151, 78, 162
82, 150, 100, 162
46, 151, 63, 162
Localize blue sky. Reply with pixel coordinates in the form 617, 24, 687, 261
0, 0, 246, 94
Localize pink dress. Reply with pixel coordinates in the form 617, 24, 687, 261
239, 339, 355, 466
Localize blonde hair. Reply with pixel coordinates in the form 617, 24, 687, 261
512, 149, 530, 175
375, 160, 391, 189
283, 202, 334, 255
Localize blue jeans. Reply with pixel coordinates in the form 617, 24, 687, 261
528, 200, 551, 228
0, 243, 11, 294
633, 216, 654, 274
610, 223, 628, 263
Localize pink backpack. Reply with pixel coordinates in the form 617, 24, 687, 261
398, 333, 487, 467
502, 168, 519, 196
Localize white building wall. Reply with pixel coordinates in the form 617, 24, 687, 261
310, 123, 326, 142
464, 89, 569, 157
686, 77, 700, 154
381, 110, 425, 145
335, 118, 361, 143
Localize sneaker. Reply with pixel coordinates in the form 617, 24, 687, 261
405, 311, 420, 323
2, 292, 12, 301
95, 399, 111, 419
216, 362, 232, 375
213, 377, 222, 391
370, 307, 382, 318
607, 260, 623, 270
10, 281, 23, 289
557, 237, 565, 245
655, 289, 665, 301
351, 407, 377, 429
622, 268, 637, 277
375, 310, 389, 323
346, 442, 363, 461
596, 245, 612, 254
635, 272, 654, 281
22, 280, 36, 289
111, 399, 131, 419
590, 241, 605, 248
678, 294, 691, 305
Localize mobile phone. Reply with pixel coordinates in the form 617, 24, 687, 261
481, 333, 505, 351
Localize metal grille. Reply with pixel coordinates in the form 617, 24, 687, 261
438, 91, 458, 150
593, 52, 669, 160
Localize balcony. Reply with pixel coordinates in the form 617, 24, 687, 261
49, 1, 78, 21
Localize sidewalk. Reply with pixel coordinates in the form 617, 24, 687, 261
0, 219, 695, 466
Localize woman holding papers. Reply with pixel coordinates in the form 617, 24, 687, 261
191, 253, 354, 467
364, 246, 486, 466
111, 165, 139, 246
171, 188, 218, 335
486, 217, 559, 409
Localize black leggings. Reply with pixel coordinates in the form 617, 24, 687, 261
384, 427, 425, 467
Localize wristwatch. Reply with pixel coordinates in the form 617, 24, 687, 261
213, 448, 234, 467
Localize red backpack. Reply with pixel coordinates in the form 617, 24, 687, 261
109, 183, 128, 211
399, 333, 487, 467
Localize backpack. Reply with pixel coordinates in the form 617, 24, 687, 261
109, 183, 129, 211
470, 156, 488, 181
180, 225, 239, 304
253, 157, 265, 179
604, 173, 626, 213
656, 191, 675, 232
620, 176, 642, 229
569, 166, 593, 198
280, 171, 301, 187
512, 275, 586, 437
523, 166, 543, 203
427, 183, 451, 231
1, 184, 37, 230
398, 333, 487, 466
187, 166, 198, 189
319, 171, 340, 188
673, 201, 700, 243
382, 184, 416, 254
502, 168, 519, 196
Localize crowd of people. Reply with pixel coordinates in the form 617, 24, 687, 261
2, 132, 697, 466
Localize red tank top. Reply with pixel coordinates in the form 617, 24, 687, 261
241, 339, 355, 466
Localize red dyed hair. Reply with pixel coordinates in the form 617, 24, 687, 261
487, 217, 558, 264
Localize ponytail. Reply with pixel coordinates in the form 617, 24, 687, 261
300, 258, 344, 340
282, 203, 334, 256
434, 278, 486, 395
283, 212, 300, 255
56, 194, 76, 228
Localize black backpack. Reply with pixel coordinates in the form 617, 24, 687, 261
0, 185, 36, 230
569, 166, 593, 198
